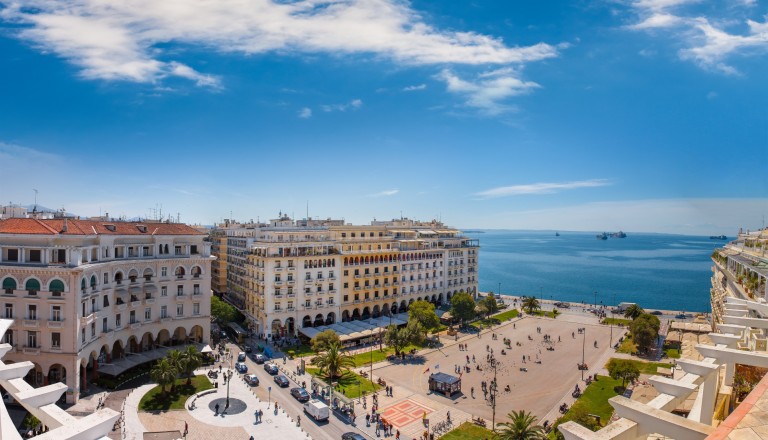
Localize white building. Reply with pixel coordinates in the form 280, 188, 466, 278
0, 217, 213, 403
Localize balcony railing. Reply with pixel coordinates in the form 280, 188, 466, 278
47, 320, 64, 328
23, 346, 40, 355
23, 319, 39, 327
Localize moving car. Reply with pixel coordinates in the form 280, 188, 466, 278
237, 352, 247, 362
290, 387, 310, 402
341, 433, 366, 440
675, 313, 688, 319
235, 362, 248, 373
651, 310, 663, 315
264, 362, 278, 374
244, 374, 260, 386
274, 375, 290, 387
304, 399, 330, 422
253, 353, 267, 364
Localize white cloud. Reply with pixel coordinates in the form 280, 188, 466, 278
403, 84, 427, 91
1, 0, 559, 87
368, 189, 399, 197
626, 0, 768, 74
298, 107, 313, 118
436, 67, 539, 115
321, 99, 363, 112
475, 179, 611, 198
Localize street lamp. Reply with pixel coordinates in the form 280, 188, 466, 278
225, 370, 234, 409
267, 385, 272, 409
581, 329, 586, 381
355, 379, 361, 402
594, 291, 597, 308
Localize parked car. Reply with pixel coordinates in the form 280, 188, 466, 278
651, 310, 663, 315
253, 353, 267, 364
244, 374, 260, 386
244, 346, 252, 353
274, 375, 290, 387
341, 433, 366, 440
290, 387, 310, 402
264, 363, 279, 375
237, 352, 247, 362
235, 362, 248, 373
675, 313, 688, 319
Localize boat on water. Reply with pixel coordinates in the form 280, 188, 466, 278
709, 235, 727, 240
555, 232, 560, 237
611, 231, 627, 238
596, 232, 608, 240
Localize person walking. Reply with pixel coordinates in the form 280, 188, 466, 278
396, 430, 400, 440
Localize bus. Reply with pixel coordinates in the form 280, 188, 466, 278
226, 322, 248, 345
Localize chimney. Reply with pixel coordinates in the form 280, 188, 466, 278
62, 218, 68, 233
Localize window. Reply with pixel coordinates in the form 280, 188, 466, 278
51, 305, 61, 322
7, 249, 18, 261
161, 267, 168, 277
104, 273, 109, 284
2, 277, 15, 294
145, 307, 151, 321
81, 328, 85, 343
28, 331, 38, 348
161, 305, 168, 319
3, 330, 12, 345
103, 295, 109, 307
328, 297, 334, 305
190, 245, 198, 254
28, 304, 37, 320
129, 310, 136, 324
305, 300, 310, 307
51, 332, 61, 348
343, 295, 348, 302
287, 301, 293, 309
161, 286, 168, 297
102, 317, 108, 332
25, 278, 40, 296
176, 304, 183, 316
90, 322, 96, 337
329, 271, 334, 278
116, 314, 121, 328
193, 303, 200, 315
317, 271, 323, 279
4, 303, 12, 319
91, 297, 96, 313
177, 285, 184, 296
194, 284, 200, 295
175, 246, 182, 255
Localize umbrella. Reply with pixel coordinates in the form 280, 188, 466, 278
201, 345, 213, 353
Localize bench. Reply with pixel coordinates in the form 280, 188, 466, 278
197, 389, 217, 398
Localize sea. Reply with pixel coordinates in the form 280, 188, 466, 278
465, 230, 726, 313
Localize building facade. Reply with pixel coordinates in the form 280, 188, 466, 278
0, 217, 213, 403
217, 215, 479, 340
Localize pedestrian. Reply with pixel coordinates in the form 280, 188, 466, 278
215, 403, 220, 414
297, 415, 301, 426
471, 386, 474, 398
396, 430, 400, 440
259, 409, 263, 421
447, 410, 451, 422
183, 421, 188, 437
366, 414, 371, 426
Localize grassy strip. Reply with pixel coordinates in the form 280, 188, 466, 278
601, 318, 632, 326
305, 368, 380, 399
605, 358, 673, 374
569, 375, 622, 423
616, 335, 637, 354
664, 348, 681, 359
139, 375, 212, 411
530, 310, 557, 318
348, 343, 422, 367
471, 309, 520, 329
441, 421, 496, 440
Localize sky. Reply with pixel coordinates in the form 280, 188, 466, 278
0, 0, 766, 235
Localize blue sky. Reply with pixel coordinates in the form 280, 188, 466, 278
0, 0, 766, 234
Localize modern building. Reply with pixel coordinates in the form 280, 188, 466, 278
559, 228, 768, 440
216, 215, 479, 341
0, 217, 213, 403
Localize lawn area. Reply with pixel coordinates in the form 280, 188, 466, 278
471, 309, 520, 329
601, 318, 632, 326
567, 375, 623, 424
664, 348, 681, 359
529, 310, 557, 318
285, 344, 315, 358
441, 421, 496, 440
139, 375, 212, 411
305, 368, 380, 399
605, 358, 673, 374
348, 343, 422, 367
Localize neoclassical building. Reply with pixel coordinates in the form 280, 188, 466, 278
0, 217, 212, 403
217, 215, 479, 340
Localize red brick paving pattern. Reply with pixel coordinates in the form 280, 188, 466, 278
381, 399, 433, 428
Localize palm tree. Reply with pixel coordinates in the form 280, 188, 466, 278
166, 349, 183, 391
496, 410, 546, 440
312, 341, 355, 381
624, 304, 645, 320
180, 345, 202, 385
521, 296, 541, 315
150, 358, 178, 397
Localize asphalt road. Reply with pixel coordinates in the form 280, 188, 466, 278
222, 341, 369, 440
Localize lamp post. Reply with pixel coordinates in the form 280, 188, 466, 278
490, 354, 498, 432
581, 329, 586, 381
594, 291, 597, 308
225, 369, 233, 409
356, 379, 361, 402
267, 386, 272, 409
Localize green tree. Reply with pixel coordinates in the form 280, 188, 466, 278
606, 359, 641, 388
567, 404, 601, 431
521, 296, 541, 315
150, 358, 178, 397
450, 291, 476, 326
180, 345, 202, 385
623, 304, 645, 320
408, 300, 440, 337
496, 410, 546, 440
166, 349, 183, 391
482, 294, 500, 316
312, 341, 355, 381
629, 313, 660, 353
383, 321, 424, 356
211, 295, 238, 323
311, 329, 341, 353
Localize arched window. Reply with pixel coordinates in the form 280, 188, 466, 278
175, 266, 186, 279
25, 278, 41, 295
49, 280, 65, 295
81, 278, 87, 292
2, 277, 16, 294
90, 275, 97, 290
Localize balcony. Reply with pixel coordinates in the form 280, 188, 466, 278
275, 267, 283, 272
287, 293, 296, 298
316, 303, 324, 308
328, 276, 336, 281
286, 307, 295, 312
116, 303, 127, 311
274, 281, 283, 286
131, 300, 142, 308
286, 280, 295, 286
47, 320, 64, 328
354, 275, 361, 279
287, 267, 296, 271
354, 287, 361, 291
354, 299, 361, 304
23, 319, 39, 327
130, 322, 141, 329
146, 297, 156, 304
329, 289, 337, 294
364, 286, 372, 290
160, 317, 172, 323
364, 274, 372, 278
22, 346, 40, 355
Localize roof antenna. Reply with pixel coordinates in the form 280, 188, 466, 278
33, 189, 38, 212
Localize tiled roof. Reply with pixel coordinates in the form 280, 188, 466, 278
0, 218, 205, 236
